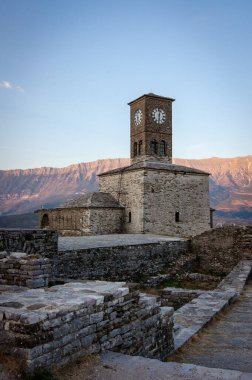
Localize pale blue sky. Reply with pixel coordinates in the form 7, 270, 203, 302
0, 0, 251, 169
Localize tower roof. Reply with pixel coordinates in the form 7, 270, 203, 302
98, 161, 210, 176
128, 93, 175, 106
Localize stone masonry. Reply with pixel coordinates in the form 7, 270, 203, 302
0, 251, 50, 288
37, 193, 124, 236
192, 225, 252, 275
99, 163, 210, 237
0, 281, 174, 370
37, 93, 211, 238
0, 229, 58, 259
54, 239, 190, 282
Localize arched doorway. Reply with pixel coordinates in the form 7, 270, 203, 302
41, 213, 49, 228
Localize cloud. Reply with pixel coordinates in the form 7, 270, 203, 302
0, 80, 24, 92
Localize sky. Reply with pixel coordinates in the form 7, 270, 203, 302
0, 0, 251, 170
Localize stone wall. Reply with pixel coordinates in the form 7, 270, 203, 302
38, 208, 123, 236
54, 240, 190, 282
192, 226, 252, 275
99, 168, 210, 238
0, 281, 174, 370
161, 288, 205, 310
90, 208, 123, 235
143, 170, 210, 237
0, 251, 50, 288
99, 170, 145, 233
0, 229, 57, 259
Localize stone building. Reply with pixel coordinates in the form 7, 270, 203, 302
37, 93, 211, 237
37, 192, 123, 236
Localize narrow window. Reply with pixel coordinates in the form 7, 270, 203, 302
175, 212, 180, 223
150, 140, 158, 155
160, 140, 166, 156
138, 140, 143, 155
133, 142, 137, 157
128, 212, 131, 223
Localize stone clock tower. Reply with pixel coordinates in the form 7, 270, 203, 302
128, 93, 175, 164
39, 92, 211, 239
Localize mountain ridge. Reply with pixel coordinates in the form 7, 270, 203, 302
0, 156, 251, 225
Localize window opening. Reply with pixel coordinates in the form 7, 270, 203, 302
160, 140, 166, 156
133, 142, 138, 157
138, 140, 143, 155
150, 140, 158, 155
175, 212, 180, 223
128, 211, 131, 223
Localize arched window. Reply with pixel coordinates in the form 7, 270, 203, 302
41, 214, 49, 228
150, 140, 158, 155
175, 212, 180, 223
133, 142, 138, 157
138, 140, 143, 155
160, 140, 166, 156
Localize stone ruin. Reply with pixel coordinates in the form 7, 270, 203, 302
0, 225, 251, 375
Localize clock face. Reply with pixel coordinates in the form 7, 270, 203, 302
134, 109, 142, 126
152, 108, 166, 124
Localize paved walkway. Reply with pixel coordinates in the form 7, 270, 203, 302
54, 352, 252, 380
169, 280, 252, 373
58, 234, 184, 251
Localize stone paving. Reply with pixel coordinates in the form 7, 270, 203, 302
58, 234, 184, 251
55, 351, 252, 380
169, 279, 252, 373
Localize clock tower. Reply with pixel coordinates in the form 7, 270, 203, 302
128, 93, 175, 164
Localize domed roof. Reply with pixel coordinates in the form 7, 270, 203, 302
62, 192, 122, 208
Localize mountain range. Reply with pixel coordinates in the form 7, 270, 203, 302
0, 156, 251, 226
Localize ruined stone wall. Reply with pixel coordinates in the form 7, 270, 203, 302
0, 282, 174, 369
99, 170, 145, 233
0, 229, 57, 259
192, 226, 252, 275
54, 240, 190, 282
0, 251, 50, 288
143, 170, 210, 237
161, 288, 204, 310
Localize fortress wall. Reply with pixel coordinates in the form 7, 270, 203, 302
192, 225, 252, 275
0, 229, 58, 259
54, 240, 190, 282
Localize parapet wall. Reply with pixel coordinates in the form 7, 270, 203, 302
0, 281, 174, 370
55, 240, 190, 282
192, 225, 252, 275
0, 229, 58, 259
